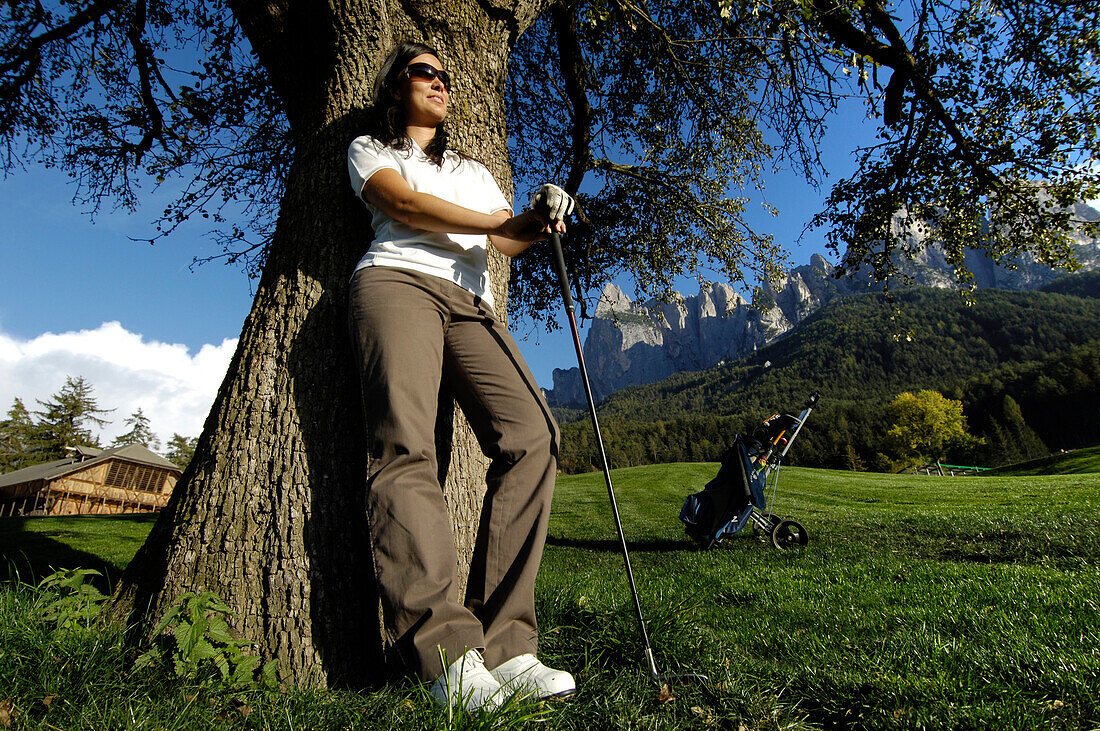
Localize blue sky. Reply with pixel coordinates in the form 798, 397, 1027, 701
0, 112, 861, 447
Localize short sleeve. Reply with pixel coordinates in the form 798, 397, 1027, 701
477, 163, 512, 215
348, 136, 399, 198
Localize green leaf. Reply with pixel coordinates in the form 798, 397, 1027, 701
133, 648, 163, 671
213, 652, 230, 679
174, 619, 202, 656
261, 660, 278, 688
205, 617, 235, 645
190, 639, 218, 662
232, 654, 260, 684
151, 603, 183, 636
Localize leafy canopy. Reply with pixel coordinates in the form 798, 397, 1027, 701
3, 0, 1098, 321
507, 0, 1100, 320
1, 0, 289, 274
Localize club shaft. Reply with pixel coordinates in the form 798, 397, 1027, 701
550, 233, 658, 679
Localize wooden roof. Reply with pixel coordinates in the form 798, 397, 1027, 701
0, 444, 181, 489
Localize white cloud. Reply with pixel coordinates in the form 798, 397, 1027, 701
0, 322, 236, 450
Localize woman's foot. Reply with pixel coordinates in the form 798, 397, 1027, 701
429, 649, 504, 712
490, 654, 576, 699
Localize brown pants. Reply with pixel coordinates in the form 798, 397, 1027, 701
348, 266, 560, 681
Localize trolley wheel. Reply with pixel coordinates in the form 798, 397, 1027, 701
771, 520, 808, 550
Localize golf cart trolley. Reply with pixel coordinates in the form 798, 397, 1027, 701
680, 392, 818, 550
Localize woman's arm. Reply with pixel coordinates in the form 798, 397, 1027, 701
360, 168, 563, 256
489, 210, 566, 257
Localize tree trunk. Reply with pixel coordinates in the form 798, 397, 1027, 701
112, 0, 549, 688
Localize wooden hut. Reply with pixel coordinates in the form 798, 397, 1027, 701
0, 444, 182, 517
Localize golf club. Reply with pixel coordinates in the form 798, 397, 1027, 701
549, 231, 709, 686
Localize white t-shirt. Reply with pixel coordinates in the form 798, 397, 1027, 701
348, 135, 511, 309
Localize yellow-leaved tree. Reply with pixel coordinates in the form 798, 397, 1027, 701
886, 390, 980, 469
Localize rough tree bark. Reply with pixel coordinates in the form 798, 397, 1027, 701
112, 0, 550, 688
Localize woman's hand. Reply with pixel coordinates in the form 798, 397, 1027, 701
500, 210, 566, 240
490, 210, 566, 256
530, 184, 575, 222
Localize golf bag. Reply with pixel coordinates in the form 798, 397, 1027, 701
680, 393, 817, 550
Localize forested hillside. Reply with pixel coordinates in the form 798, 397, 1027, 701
1038, 270, 1100, 299
557, 279, 1100, 473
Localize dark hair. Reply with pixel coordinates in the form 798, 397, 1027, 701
368, 41, 452, 167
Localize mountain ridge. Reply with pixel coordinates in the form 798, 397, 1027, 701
554, 280, 1100, 472
547, 204, 1100, 407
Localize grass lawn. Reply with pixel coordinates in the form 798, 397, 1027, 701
1, 464, 1097, 729
990, 444, 1100, 476
0, 513, 157, 585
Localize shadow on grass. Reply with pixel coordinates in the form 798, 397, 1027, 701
0, 515, 155, 590
546, 535, 699, 552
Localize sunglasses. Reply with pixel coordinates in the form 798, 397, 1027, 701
403, 62, 452, 91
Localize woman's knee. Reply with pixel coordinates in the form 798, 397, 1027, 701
493, 415, 558, 469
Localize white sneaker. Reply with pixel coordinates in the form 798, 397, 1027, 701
429, 649, 504, 713
490, 654, 576, 699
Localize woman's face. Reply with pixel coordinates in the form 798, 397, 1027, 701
397, 53, 450, 127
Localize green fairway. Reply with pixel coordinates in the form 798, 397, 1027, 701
991, 444, 1100, 476
1, 464, 1097, 729
0, 513, 156, 585
540, 464, 1100, 728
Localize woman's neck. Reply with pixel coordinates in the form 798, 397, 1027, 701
406, 124, 436, 151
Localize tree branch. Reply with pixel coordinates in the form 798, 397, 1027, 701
591, 157, 726, 233
0, 0, 124, 103
0, 0, 124, 76
810, 0, 1001, 191
123, 0, 166, 162
550, 4, 593, 196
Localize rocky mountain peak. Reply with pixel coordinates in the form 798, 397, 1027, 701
594, 283, 633, 317
546, 202, 1100, 408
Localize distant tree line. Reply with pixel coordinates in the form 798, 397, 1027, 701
0, 376, 198, 472
556, 285, 1100, 474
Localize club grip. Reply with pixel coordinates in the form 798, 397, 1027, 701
550, 232, 574, 314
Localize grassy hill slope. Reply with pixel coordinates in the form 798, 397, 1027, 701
559, 283, 1100, 472
1, 464, 1098, 729
991, 444, 1100, 476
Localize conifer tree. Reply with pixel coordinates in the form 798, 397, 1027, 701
1001, 395, 1048, 462
0, 398, 38, 472
33, 376, 112, 460
112, 408, 161, 452
164, 434, 198, 469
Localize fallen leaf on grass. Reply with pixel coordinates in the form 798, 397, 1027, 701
42, 695, 58, 709
658, 684, 675, 703
691, 705, 715, 725
232, 699, 253, 719
0, 698, 17, 729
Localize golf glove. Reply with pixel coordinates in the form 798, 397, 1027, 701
530, 183, 575, 222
